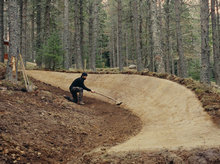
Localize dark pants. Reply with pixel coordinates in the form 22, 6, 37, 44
70, 87, 83, 103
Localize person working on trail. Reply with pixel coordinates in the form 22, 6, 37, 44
69, 72, 95, 105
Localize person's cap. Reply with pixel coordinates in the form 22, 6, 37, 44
82, 72, 88, 77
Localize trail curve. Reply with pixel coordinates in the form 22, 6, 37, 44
27, 70, 220, 152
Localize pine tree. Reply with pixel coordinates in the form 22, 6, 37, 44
175, 0, 187, 78
200, 0, 210, 84
7, 0, 20, 82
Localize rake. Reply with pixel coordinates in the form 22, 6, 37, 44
95, 91, 123, 106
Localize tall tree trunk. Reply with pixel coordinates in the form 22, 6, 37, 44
211, 0, 220, 85
91, 0, 99, 71
216, 0, 220, 52
7, 0, 19, 82
109, 36, 113, 68
125, 32, 129, 67
139, 0, 143, 67
74, 0, 83, 69
22, 0, 27, 66
170, 42, 175, 74
79, 0, 84, 69
175, 0, 187, 78
44, 0, 51, 40
111, 25, 117, 68
63, 0, 69, 69
113, 28, 117, 67
116, 22, 119, 67
88, 0, 93, 69
19, 0, 23, 55
158, 0, 165, 73
129, 0, 135, 63
43, 0, 50, 69
117, 0, 123, 71
133, 0, 143, 72
200, 0, 210, 84
147, 0, 154, 71
31, 0, 35, 62
36, 0, 42, 66
165, 0, 171, 73
0, 0, 4, 62
152, 0, 165, 73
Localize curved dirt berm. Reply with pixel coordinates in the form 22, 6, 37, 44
27, 70, 220, 152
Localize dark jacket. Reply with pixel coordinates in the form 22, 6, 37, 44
69, 77, 91, 91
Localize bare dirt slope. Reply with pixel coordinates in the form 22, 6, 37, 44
0, 78, 141, 163
27, 70, 220, 152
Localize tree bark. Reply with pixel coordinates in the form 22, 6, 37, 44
117, 0, 123, 71
63, 0, 70, 69
151, 0, 165, 73
44, 0, 51, 40
139, 0, 143, 65
88, 0, 93, 69
125, 32, 129, 67
109, 35, 113, 68
133, 0, 143, 72
31, 0, 35, 62
158, 0, 165, 73
147, 0, 154, 71
200, 0, 210, 84
116, 21, 119, 67
22, 0, 27, 66
0, 0, 4, 62
175, 0, 187, 78
91, 0, 99, 71
113, 28, 117, 67
129, 0, 135, 63
19, 0, 23, 55
7, 0, 19, 82
216, 0, 220, 52
79, 0, 84, 69
164, 0, 171, 73
36, 0, 42, 66
74, 0, 83, 69
211, 0, 220, 85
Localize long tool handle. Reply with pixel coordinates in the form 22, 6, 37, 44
95, 92, 117, 102
19, 54, 29, 90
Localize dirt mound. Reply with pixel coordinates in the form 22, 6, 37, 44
0, 79, 141, 163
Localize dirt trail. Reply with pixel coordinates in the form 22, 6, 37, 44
27, 70, 220, 152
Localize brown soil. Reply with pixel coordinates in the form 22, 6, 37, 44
82, 148, 220, 163
1, 64, 220, 163
0, 78, 141, 163
26, 71, 220, 152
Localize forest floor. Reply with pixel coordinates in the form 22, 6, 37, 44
1, 64, 220, 163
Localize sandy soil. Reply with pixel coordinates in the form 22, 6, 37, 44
26, 70, 220, 153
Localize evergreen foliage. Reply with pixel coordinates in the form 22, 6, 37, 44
37, 32, 63, 70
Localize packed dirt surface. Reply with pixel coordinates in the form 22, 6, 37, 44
0, 78, 141, 163
27, 70, 220, 153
